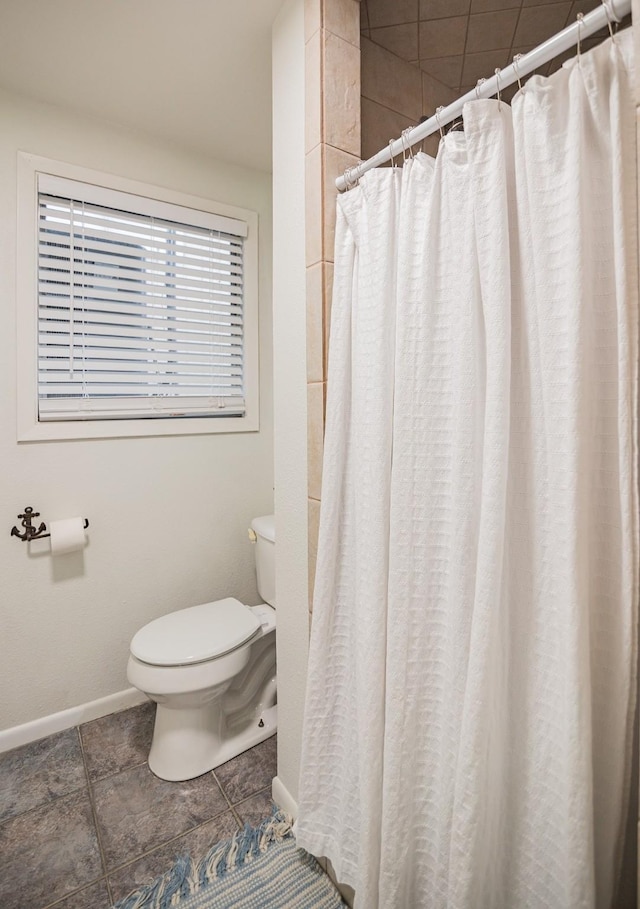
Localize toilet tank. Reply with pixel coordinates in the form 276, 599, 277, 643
250, 515, 275, 607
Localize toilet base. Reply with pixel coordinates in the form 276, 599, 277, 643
148, 700, 277, 782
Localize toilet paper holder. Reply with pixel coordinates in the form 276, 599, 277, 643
10, 506, 89, 542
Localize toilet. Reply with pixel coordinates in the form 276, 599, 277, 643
127, 515, 276, 782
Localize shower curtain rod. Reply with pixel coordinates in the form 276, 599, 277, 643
336, 0, 631, 192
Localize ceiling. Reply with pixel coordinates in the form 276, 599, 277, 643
0, 0, 284, 172
361, 0, 620, 98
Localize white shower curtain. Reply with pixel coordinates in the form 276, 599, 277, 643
296, 31, 638, 909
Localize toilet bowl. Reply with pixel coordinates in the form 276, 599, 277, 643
127, 515, 277, 782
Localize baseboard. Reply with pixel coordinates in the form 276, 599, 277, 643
0, 688, 148, 753
272, 774, 299, 819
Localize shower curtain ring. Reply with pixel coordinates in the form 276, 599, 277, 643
435, 106, 445, 139
388, 139, 398, 168
494, 68, 502, 109
513, 53, 524, 91
343, 165, 358, 190
475, 77, 486, 100
576, 12, 584, 59
401, 127, 414, 161
601, 0, 617, 41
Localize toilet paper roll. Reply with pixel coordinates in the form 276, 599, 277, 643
50, 517, 87, 555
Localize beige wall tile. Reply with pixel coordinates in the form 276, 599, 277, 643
566, 0, 601, 16
369, 23, 419, 60
306, 29, 323, 153
307, 497, 321, 609
420, 0, 471, 17
422, 70, 457, 116
361, 36, 423, 120
305, 144, 323, 267
419, 55, 463, 91
470, 0, 519, 9
307, 382, 324, 500
323, 262, 334, 377
305, 0, 321, 42
513, 4, 569, 47
465, 10, 519, 54
306, 264, 324, 383
367, 0, 418, 29
324, 31, 361, 155
423, 133, 440, 158
324, 0, 361, 47
419, 16, 467, 59
361, 95, 416, 160
461, 48, 510, 86
361, 0, 370, 30
323, 144, 360, 261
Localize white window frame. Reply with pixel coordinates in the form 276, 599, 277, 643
16, 153, 260, 441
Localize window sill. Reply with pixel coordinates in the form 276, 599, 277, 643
17, 412, 259, 442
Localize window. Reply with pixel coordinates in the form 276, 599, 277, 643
17, 155, 259, 441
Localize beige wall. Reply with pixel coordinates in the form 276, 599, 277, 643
0, 89, 274, 731
270, 0, 361, 831
271, 0, 310, 811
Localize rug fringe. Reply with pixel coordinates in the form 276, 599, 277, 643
113, 808, 293, 909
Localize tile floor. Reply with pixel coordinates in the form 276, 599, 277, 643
0, 701, 277, 909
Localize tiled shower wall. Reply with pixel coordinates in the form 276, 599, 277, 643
360, 26, 457, 160
305, 0, 361, 610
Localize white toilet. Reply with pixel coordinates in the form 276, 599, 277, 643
127, 515, 276, 782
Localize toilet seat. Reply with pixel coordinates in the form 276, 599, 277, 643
130, 597, 261, 667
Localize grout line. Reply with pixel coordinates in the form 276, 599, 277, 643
360, 0, 370, 33
77, 724, 115, 905
86, 757, 149, 787
103, 805, 239, 880
41, 877, 111, 909
360, 96, 420, 130
364, 29, 458, 95
362, 34, 462, 111
565, 1, 576, 30
211, 769, 236, 812
4, 709, 274, 908
322, 140, 360, 159
0, 782, 88, 828
234, 786, 273, 812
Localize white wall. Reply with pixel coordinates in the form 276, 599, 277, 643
272, 0, 309, 809
0, 88, 274, 731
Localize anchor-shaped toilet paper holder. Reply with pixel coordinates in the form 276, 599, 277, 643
10, 506, 89, 542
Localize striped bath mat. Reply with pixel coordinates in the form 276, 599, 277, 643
112, 809, 346, 909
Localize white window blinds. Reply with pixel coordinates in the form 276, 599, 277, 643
37, 174, 249, 421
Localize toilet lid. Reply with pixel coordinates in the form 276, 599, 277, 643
130, 597, 261, 666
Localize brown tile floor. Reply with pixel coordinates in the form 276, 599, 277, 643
0, 702, 277, 909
